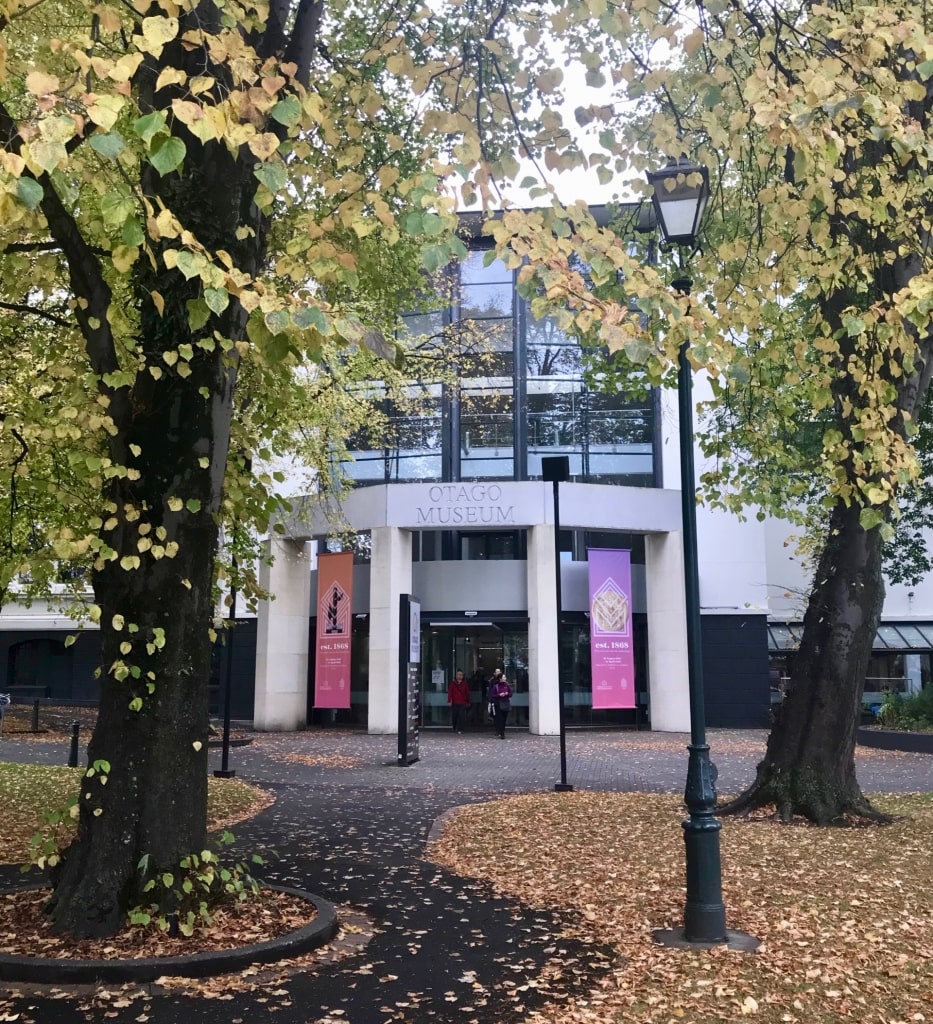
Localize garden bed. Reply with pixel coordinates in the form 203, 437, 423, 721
856, 726, 933, 754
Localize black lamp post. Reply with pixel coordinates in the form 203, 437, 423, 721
646, 157, 753, 949
542, 455, 572, 792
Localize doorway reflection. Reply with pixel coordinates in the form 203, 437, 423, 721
421, 624, 529, 728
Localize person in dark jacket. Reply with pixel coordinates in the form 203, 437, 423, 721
487, 669, 513, 739
448, 668, 471, 733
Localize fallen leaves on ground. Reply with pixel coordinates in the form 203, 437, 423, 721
0, 764, 274, 864
0, 886, 316, 960
429, 791, 933, 1024
270, 752, 365, 769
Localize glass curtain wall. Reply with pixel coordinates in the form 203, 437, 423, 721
340, 246, 656, 490
458, 251, 515, 481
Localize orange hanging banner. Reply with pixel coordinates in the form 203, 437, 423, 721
314, 552, 354, 709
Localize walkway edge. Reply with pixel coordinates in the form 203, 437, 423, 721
0, 884, 338, 984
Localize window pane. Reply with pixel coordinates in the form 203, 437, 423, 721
461, 282, 513, 319
457, 316, 514, 353
461, 386, 514, 479
526, 315, 581, 376
461, 251, 512, 284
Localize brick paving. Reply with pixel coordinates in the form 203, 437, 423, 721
3, 725, 931, 795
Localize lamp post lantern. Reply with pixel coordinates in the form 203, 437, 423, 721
647, 157, 754, 949
646, 156, 710, 248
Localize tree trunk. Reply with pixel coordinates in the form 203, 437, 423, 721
720, 500, 888, 824
46, 260, 240, 934
45, 28, 266, 935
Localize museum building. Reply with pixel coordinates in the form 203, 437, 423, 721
249, 219, 770, 735
3, 211, 932, 732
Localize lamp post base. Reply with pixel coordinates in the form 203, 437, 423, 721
554, 783, 574, 792
213, 769, 236, 778
652, 927, 760, 952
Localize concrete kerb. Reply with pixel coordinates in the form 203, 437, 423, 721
0, 884, 338, 985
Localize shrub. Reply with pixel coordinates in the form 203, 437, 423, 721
129, 831, 264, 937
874, 688, 933, 731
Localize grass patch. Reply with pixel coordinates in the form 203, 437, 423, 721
0, 762, 273, 865
430, 792, 933, 1024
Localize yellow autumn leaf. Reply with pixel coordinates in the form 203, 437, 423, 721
138, 16, 179, 57
86, 94, 125, 130
25, 70, 60, 95
108, 52, 145, 82
155, 66, 187, 92
247, 133, 280, 160
171, 98, 202, 126
39, 115, 78, 143
112, 245, 139, 273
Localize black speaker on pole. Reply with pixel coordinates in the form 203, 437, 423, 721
541, 455, 569, 482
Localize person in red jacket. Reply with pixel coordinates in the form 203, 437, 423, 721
448, 668, 471, 733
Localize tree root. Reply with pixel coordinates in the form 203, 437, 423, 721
717, 774, 894, 827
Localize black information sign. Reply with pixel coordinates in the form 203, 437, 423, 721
397, 594, 421, 766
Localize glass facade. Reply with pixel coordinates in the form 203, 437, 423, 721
333, 243, 658, 729
342, 249, 657, 491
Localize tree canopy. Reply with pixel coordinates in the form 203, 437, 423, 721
4, 0, 933, 934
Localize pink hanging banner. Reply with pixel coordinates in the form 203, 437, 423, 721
314, 552, 354, 709
588, 548, 636, 709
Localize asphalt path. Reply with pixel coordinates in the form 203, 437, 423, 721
0, 728, 930, 1023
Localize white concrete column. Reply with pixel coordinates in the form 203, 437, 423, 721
254, 538, 312, 731
645, 531, 691, 732
367, 526, 412, 734
527, 524, 560, 735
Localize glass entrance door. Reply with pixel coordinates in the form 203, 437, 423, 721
421, 625, 529, 728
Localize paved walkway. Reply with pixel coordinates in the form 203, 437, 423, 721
0, 727, 930, 1024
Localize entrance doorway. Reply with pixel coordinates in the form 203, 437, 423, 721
421, 623, 529, 729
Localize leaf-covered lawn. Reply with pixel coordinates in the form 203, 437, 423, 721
0, 762, 273, 864
430, 792, 933, 1024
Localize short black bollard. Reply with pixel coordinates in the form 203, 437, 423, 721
31, 699, 40, 733
68, 721, 80, 768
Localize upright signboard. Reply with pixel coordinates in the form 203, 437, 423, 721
314, 551, 354, 709
588, 548, 637, 709
397, 593, 421, 766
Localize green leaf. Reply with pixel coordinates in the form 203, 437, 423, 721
16, 177, 43, 210
100, 192, 134, 228
185, 498, 201, 513
133, 111, 167, 144
843, 315, 866, 337
89, 132, 126, 160
203, 287, 229, 315
122, 218, 145, 246
293, 306, 329, 332
186, 298, 210, 330
403, 211, 424, 235
917, 60, 933, 80
859, 507, 884, 530
149, 136, 186, 176
162, 872, 174, 888
269, 95, 301, 127
253, 161, 287, 192
264, 309, 290, 334
176, 251, 207, 280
